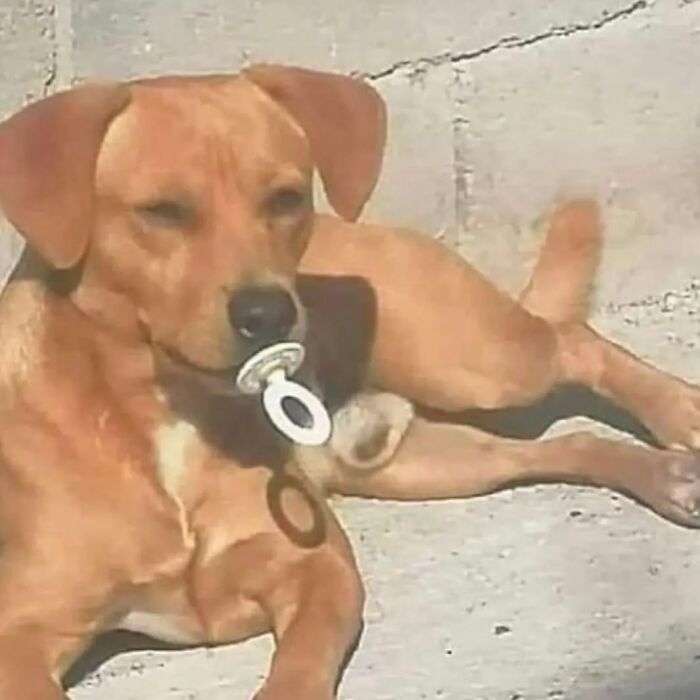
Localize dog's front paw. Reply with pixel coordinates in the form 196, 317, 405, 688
330, 392, 414, 470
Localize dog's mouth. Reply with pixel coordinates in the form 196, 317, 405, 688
155, 344, 244, 395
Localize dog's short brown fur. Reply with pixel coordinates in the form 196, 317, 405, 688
0, 65, 699, 699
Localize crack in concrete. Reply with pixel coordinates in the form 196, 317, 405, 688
452, 70, 474, 249
42, 52, 58, 95
355, 0, 649, 82
53, 0, 74, 88
604, 280, 700, 314
44, 0, 74, 94
42, 3, 58, 95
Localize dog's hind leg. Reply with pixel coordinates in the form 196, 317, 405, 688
302, 210, 567, 412
303, 201, 604, 413
328, 416, 700, 529
555, 322, 700, 450
520, 202, 700, 450
305, 202, 700, 449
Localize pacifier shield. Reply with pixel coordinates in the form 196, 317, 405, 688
236, 342, 306, 395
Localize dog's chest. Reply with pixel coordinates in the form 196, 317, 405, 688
153, 419, 201, 502
113, 421, 205, 643
117, 419, 270, 645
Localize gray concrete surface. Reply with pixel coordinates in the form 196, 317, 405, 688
2, 0, 700, 698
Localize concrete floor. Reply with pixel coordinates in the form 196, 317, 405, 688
2, 0, 700, 697
68, 482, 700, 700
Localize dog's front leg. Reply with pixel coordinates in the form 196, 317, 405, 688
0, 633, 68, 699
0, 560, 77, 699
252, 544, 364, 700
233, 536, 364, 700
194, 506, 365, 700
0, 530, 131, 697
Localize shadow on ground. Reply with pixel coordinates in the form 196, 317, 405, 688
439, 384, 657, 445
64, 631, 183, 689
67, 630, 700, 699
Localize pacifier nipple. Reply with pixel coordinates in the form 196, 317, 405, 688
235, 342, 331, 446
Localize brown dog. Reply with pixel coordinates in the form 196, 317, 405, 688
0, 65, 698, 699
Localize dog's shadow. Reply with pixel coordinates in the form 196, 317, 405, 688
63, 631, 180, 689
449, 383, 657, 445
65, 628, 359, 691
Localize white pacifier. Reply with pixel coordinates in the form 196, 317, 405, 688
235, 342, 332, 446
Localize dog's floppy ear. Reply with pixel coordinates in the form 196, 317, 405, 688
244, 64, 387, 222
0, 84, 130, 269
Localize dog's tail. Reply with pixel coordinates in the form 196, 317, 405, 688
519, 200, 602, 325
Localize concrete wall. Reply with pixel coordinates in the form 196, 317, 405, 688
3, 1, 700, 698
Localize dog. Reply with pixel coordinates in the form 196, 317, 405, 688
0, 64, 698, 699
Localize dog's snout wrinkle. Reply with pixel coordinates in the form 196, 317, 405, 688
227, 286, 297, 344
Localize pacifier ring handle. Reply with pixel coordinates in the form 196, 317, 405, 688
263, 378, 332, 446
235, 341, 332, 446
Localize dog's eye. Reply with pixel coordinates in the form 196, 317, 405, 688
135, 199, 193, 228
265, 187, 306, 217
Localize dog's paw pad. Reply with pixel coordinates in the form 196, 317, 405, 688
658, 453, 700, 527
330, 392, 414, 470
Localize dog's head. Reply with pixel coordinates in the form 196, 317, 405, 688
0, 66, 386, 384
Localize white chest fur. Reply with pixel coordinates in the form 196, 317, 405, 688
153, 419, 199, 499
152, 419, 200, 552
113, 421, 204, 643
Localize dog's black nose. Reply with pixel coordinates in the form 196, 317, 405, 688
228, 286, 298, 344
